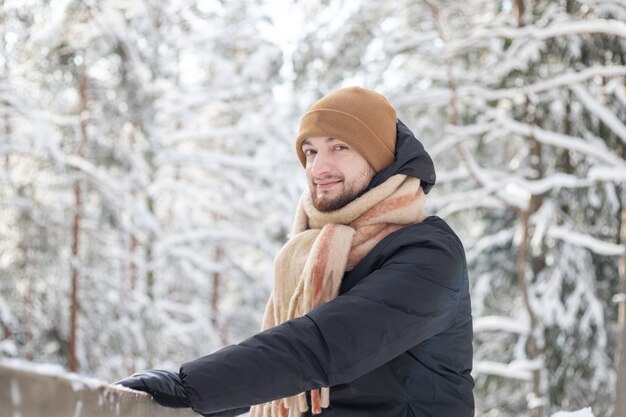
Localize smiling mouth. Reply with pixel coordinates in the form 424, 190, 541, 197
316, 180, 341, 188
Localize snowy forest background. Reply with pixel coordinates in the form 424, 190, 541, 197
1, 0, 625, 416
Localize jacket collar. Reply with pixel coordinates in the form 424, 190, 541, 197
365, 119, 436, 194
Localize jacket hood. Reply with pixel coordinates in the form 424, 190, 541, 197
365, 119, 436, 194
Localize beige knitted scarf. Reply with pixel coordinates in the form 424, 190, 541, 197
249, 174, 427, 417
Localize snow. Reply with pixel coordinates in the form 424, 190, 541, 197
0, 296, 16, 327
468, 19, 626, 42
0, 359, 106, 390
10, 379, 21, 406
570, 83, 626, 145
473, 360, 533, 381
551, 408, 595, 417
446, 118, 626, 169
459, 65, 626, 101
474, 315, 529, 335
73, 400, 83, 417
614, 293, 626, 304
26, 0, 73, 48
588, 166, 626, 183
548, 226, 624, 256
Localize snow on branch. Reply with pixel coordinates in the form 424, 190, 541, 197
155, 149, 262, 171
608, 77, 626, 107
452, 140, 528, 211
474, 315, 530, 335
459, 66, 626, 101
466, 228, 516, 262
513, 173, 592, 194
432, 194, 506, 218
587, 166, 626, 183
65, 155, 127, 197
392, 66, 626, 113
25, 0, 73, 49
446, 119, 623, 167
473, 359, 538, 381
0, 145, 47, 159
502, 118, 626, 167
391, 88, 452, 108
65, 155, 162, 238
548, 225, 624, 256
570, 83, 626, 144
466, 19, 626, 42
154, 228, 273, 259
429, 134, 467, 159
93, 4, 146, 83
165, 126, 260, 146
384, 31, 441, 55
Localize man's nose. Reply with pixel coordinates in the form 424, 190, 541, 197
310, 151, 331, 177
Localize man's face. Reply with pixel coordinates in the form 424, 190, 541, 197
302, 136, 375, 212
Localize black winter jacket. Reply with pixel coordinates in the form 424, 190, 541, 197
179, 120, 475, 417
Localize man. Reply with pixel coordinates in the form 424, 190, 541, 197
116, 87, 475, 417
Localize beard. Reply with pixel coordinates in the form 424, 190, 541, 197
311, 182, 366, 212
310, 166, 375, 212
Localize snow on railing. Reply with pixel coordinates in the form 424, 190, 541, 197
0, 361, 197, 417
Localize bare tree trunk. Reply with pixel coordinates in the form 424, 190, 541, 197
123, 125, 139, 374
69, 63, 88, 373
515, 0, 527, 27
69, 179, 81, 372
211, 247, 228, 345
129, 235, 138, 291
127, 126, 139, 294
146, 194, 156, 302
211, 249, 221, 330
613, 189, 626, 417
145, 194, 156, 368
2, 30, 13, 343
517, 208, 545, 417
517, 2, 546, 414
427, 2, 547, 414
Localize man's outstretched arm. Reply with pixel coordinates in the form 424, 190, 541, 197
179, 231, 467, 415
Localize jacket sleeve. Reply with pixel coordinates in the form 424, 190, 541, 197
179, 229, 466, 415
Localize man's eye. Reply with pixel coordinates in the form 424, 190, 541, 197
334, 145, 348, 151
303, 149, 316, 156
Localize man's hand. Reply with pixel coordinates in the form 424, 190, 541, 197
114, 369, 190, 408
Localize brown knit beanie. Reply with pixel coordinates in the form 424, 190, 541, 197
295, 87, 397, 172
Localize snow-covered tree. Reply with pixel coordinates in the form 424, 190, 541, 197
290, 0, 625, 415
0, 0, 295, 381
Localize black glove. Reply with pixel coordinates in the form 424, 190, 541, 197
114, 369, 190, 408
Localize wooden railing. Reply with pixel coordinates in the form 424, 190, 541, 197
0, 362, 198, 417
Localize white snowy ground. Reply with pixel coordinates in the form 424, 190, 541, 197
0, 359, 595, 417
